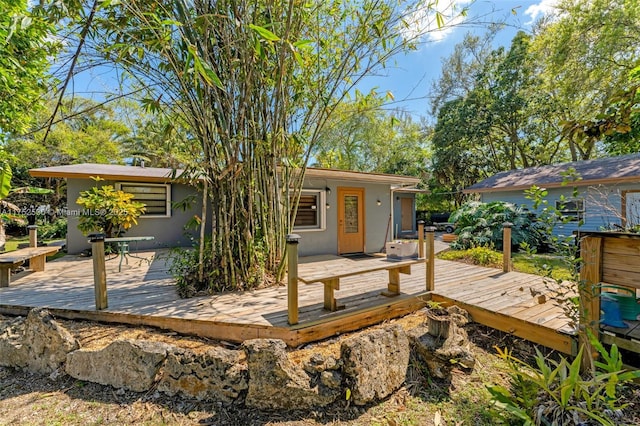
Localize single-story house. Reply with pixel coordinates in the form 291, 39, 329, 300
29, 163, 422, 256
463, 153, 640, 236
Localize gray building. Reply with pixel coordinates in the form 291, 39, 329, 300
30, 164, 421, 256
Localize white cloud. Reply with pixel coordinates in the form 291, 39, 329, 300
401, 0, 472, 44
524, 0, 561, 23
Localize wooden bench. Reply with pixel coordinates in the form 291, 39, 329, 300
0, 246, 61, 287
297, 255, 426, 311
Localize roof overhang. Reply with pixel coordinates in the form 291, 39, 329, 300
463, 176, 640, 194
30, 163, 422, 187
304, 167, 420, 186
29, 164, 184, 183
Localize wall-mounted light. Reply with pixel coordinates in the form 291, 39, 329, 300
325, 187, 331, 195
326, 203, 330, 209
376, 199, 382, 206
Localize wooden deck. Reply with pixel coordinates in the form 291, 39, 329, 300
0, 249, 576, 353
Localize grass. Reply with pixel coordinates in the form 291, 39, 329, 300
437, 247, 573, 281
4, 236, 67, 260
512, 252, 573, 281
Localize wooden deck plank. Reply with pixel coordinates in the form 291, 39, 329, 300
0, 250, 576, 353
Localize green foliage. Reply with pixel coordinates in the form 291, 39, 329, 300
38, 218, 67, 239
170, 237, 265, 297
76, 180, 145, 237
0, 0, 58, 135
438, 246, 502, 268
312, 92, 429, 177
449, 201, 545, 251
488, 338, 640, 425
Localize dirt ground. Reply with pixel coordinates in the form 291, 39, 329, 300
0, 312, 638, 426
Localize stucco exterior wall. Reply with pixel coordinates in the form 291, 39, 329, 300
66, 178, 202, 254
294, 177, 397, 256
479, 182, 638, 237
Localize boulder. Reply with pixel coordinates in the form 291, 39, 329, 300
157, 346, 248, 403
0, 316, 27, 368
243, 339, 338, 409
340, 324, 410, 405
22, 309, 79, 374
66, 339, 170, 392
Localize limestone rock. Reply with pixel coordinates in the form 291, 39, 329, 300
243, 339, 338, 409
23, 309, 79, 374
66, 340, 170, 392
341, 324, 410, 405
0, 316, 27, 368
157, 346, 248, 402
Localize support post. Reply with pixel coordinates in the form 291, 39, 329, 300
287, 234, 301, 325
579, 236, 603, 370
426, 226, 436, 291
89, 233, 108, 310
418, 221, 425, 258
503, 222, 513, 273
27, 225, 38, 248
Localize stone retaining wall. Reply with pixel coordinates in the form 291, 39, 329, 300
0, 308, 474, 409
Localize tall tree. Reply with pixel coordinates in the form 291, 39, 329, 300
0, 0, 58, 136
531, 0, 640, 160
50, 0, 465, 289
313, 92, 429, 176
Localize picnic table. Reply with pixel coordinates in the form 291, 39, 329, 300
297, 254, 426, 311
105, 236, 154, 272
0, 246, 61, 287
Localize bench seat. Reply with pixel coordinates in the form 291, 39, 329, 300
0, 246, 61, 287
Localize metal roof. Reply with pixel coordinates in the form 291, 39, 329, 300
30, 163, 421, 186
464, 153, 640, 194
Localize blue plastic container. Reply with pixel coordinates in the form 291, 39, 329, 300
600, 294, 627, 328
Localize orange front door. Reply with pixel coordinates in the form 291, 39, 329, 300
338, 187, 365, 254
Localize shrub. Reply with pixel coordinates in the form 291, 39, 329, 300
450, 201, 546, 251
76, 179, 145, 237
38, 218, 67, 239
438, 246, 502, 268
487, 336, 640, 425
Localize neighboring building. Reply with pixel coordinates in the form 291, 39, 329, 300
30, 164, 421, 256
463, 153, 640, 236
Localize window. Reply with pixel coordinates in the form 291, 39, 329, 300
116, 183, 171, 217
291, 190, 326, 231
555, 198, 584, 222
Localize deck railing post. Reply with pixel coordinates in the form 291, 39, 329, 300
426, 226, 436, 291
579, 235, 603, 370
89, 233, 108, 310
418, 221, 425, 258
28, 225, 37, 248
286, 234, 301, 325
503, 222, 513, 273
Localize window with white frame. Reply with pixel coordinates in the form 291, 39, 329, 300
116, 182, 171, 217
291, 190, 326, 231
555, 198, 584, 222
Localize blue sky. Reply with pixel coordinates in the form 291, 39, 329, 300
70, 0, 559, 121
361, 0, 560, 120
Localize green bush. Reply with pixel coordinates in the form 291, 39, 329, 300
438, 246, 502, 267
450, 201, 546, 251
487, 337, 640, 425
38, 218, 67, 239
76, 180, 145, 237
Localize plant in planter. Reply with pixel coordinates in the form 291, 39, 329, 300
76, 178, 146, 238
